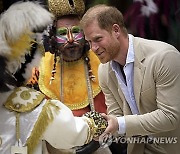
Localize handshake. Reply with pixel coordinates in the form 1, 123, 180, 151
75, 111, 108, 154
83, 111, 108, 138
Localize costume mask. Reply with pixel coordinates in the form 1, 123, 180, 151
56, 26, 84, 45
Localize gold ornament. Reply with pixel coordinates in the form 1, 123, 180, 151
48, 0, 85, 17
83, 111, 108, 138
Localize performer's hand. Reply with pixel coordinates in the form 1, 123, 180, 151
101, 113, 119, 135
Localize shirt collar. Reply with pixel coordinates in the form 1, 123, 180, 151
126, 34, 134, 64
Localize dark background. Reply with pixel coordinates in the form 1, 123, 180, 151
0, 0, 179, 50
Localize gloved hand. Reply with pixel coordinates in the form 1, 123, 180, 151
76, 140, 100, 154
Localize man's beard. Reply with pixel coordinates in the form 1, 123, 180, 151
61, 45, 84, 61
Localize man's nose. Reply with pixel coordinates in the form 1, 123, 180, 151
91, 42, 99, 52
67, 30, 74, 43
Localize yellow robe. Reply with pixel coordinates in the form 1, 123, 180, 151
39, 50, 101, 110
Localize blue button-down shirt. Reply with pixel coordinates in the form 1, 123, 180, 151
110, 34, 139, 134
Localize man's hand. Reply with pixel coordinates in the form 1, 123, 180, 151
101, 113, 119, 135
93, 113, 119, 142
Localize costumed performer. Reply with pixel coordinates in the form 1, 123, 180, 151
28, 0, 111, 153
0, 2, 107, 154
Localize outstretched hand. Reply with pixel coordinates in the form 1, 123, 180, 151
101, 113, 119, 134
93, 113, 119, 141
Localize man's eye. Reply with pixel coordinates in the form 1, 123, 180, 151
57, 28, 67, 35
60, 32, 67, 35
96, 37, 102, 42
71, 26, 81, 33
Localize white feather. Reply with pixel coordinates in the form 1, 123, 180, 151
0, 1, 54, 56
22, 50, 43, 82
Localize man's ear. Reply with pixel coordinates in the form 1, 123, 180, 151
112, 24, 120, 38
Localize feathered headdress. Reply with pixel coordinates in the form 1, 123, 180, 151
0, 1, 54, 92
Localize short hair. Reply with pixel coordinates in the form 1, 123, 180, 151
80, 4, 127, 35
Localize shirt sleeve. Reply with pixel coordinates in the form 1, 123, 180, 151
42, 99, 94, 149
117, 116, 126, 135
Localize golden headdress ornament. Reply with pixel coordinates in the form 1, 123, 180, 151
48, 0, 85, 17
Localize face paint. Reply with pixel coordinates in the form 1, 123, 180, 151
56, 26, 84, 46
